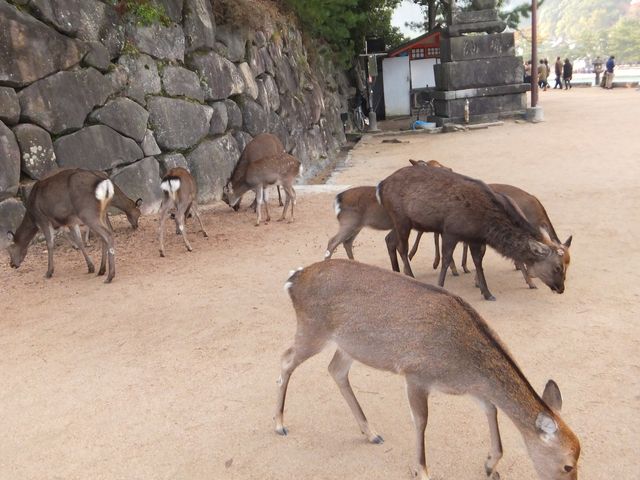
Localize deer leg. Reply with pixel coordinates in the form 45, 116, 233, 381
396, 224, 414, 277
342, 234, 358, 260
69, 225, 95, 273
274, 326, 329, 436
158, 200, 173, 257
328, 348, 383, 444
87, 221, 115, 283
191, 203, 208, 238
409, 231, 423, 261
263, 187, 271, 223
325, 219, 359, 259
438, 235, 457, 287
406, 377, 431, 480
461, 243, 471, 273
277, 185, 284, 207
385, 231, 400, 272
42, 224, 56, 278
432, 232, 440, 269
516, 261, 537, 289
175, 204, 193, 253
283, 184, 295, 222
469, 242, 495, 301
479, 400, 503, 479
255, 186, 264, 226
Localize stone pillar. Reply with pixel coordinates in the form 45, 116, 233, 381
432, 4, 528, 125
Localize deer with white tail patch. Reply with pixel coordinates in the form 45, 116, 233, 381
276, 260, 580, 480
158, 167, 208, 257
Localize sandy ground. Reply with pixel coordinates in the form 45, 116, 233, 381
1, 88, 639, 480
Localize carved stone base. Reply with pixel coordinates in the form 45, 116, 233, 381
432, 92, 527, 125
440, 32, 515, 63
434, 56, 524, 91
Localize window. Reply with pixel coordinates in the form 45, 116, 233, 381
427, 47, 440, 57
411, 48, 425, 59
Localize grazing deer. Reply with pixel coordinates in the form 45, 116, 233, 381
324, 160, 453, 264
6, 169, 116, 282
410, 183, 572, 290
158, 167, 207, 257
378, 166, 570, 300
223, 152, 301, 226
276, 260, 580, 480
230, 133, 286, 211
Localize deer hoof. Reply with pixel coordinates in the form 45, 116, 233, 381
97, 269, 106, 276
159, 250, 165, 258
45, 271, 53, 279
484, 294, 496, 301
275, 426, 288, 436
87, 265, 95, 274
463, 268, 471, 274
277, 217, 285, 222
528, 284, 537, 290
104, 276, 114, 284
187, 246, 193, 252
451, 270, 459, 277
488, 471, 500, 480
369, 434, 384, 444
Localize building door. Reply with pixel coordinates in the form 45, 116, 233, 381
382, 56, 410, 117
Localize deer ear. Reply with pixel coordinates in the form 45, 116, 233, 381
135, 198, 143, 207
529, 239, 551, 258
564, 235, 573, 248
535, 411, 558, 437
409, 159, 418, 166
539, 227, 553, 245
542, 379, 563, 411
7, 231, 14, 242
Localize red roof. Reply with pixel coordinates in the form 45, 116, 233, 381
387, 31, 441, 59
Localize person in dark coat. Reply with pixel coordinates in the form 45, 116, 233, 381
563, 58, 573, 90
604, 55, 615, 89
554, 57, 563, 89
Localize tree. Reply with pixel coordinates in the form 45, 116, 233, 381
608, 17, 640, 63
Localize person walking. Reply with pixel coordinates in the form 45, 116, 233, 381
563, 58, 573, 90
604, 55, 615, 89
554, 56, 563, 89
524, 60, 532, 84
538, 59, 549, 91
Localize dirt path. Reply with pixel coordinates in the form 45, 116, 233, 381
1, 88, 638, 480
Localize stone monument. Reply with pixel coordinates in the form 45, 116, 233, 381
431, 0, 528, 125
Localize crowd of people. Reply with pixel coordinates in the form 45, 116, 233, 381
523, 55, 616, 90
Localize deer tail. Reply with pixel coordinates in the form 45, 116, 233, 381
95, 179, 115, 224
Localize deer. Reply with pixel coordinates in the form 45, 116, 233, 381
409, 181, 572, 290
377, 165, 571, 300
324, 160, 455, 267
229, 133, 286, 211
158, 167, 208, 257
5, 169, 117, 282
222, 152, 301, 226
276, 260, 581, 480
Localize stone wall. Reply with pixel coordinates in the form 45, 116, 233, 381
0, 0, 350, 231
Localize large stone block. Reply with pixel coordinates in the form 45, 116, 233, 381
238, 63, 259, 100
118, 54, 162, 105
434, 93, 526, 119
215, 25, 247, 63
30, 0, 124, 58
263, 75, 280, 111
225, 99, 242, 131
161, 66, 204, 102
440, 32, 515, 63
111, 157, 163, 214
82, 41, 111, 72
128, 23, 185, 62
158, 152, 189, 176
239, 97, 269, 137
54, 125, 143, 170
187, 51, 245, 101
151, 0, 184, 22
18, 68, 112, 135
0, 198, 26, 247
0, 121, 20, 197
89, 97, 149, 142
12, 124, 58, 180
0, 2, 86, 87
208, 101, 228, 135
232, 131, 252, 155
435, 56, 523, 91
147, 97, 210, 150
141, 129, 161, 156
184, 0, 216, 53
0, 87, 19, 125
186, 134, 240, 203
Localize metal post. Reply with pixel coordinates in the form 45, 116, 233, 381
531, 0, 538, 107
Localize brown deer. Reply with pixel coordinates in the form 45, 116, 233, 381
410, 183, 572, 290
324, 160, 455, 267
378, 166, 570, 300
158, 167, 208, 257
230, 133, 285, 211
223, 152, 301, 226
276, 260, 580, 480
5, 169, 116, 282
